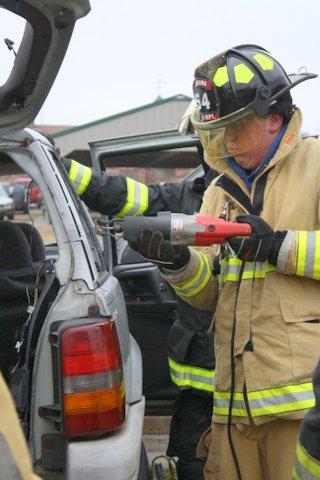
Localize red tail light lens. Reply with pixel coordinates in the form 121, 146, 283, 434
60, 320, 125, 438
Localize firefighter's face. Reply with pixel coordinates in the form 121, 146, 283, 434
224, 113, 283, 171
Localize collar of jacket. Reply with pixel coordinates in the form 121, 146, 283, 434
204, 108, 303, 188
226, 124, 287, 191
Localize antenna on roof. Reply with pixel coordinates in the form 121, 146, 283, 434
4, 38, 16, 57
156, 78, 167, 99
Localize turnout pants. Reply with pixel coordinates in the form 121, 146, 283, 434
203, 419, 302, 480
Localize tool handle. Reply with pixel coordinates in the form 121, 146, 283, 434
195, 215, 252, 245
123, 213, 172, 244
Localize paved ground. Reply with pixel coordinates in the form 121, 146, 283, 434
143, 416, 178, 479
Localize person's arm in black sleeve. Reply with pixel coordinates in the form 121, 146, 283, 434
293, 360, 320, 479
62, 158, 129, 215
146, 181, 203, 215
62, 158, 204, 216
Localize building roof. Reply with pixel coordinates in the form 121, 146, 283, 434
29, 123, 72, 135
52, 94, 191, 139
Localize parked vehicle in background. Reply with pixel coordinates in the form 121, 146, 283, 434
12, 176, 43, 207
0, 1, 147, 479
0, 183, 14, 219
9, 183, 28, 213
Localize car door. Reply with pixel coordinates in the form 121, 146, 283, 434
90, 130, 204, 415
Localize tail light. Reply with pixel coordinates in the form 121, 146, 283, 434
60, 319, 125, 438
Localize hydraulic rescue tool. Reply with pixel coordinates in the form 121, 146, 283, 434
120, 212, 252, 246
116, 212, 251, 480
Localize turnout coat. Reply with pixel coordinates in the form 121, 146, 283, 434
162, 108, 320, 425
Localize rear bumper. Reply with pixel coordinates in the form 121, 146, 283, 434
66, 397, 145, 480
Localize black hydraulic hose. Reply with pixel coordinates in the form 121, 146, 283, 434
227, 260, 246, 480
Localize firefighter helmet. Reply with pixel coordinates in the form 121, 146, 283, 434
192, 44, 317, 122
190, 44, 317, 160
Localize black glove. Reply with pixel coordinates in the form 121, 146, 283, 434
128, 229, 190, 270
227, 215, 287, 264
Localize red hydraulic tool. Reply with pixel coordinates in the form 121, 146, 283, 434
120, 212, 252, 247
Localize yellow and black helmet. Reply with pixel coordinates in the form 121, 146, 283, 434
192, 44, 317, 123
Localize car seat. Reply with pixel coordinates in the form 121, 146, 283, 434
15, 222, 45, 265
0, 222, 44, 380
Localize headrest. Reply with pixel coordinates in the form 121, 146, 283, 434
0, 222, 33, 270
15, 223, 45, 263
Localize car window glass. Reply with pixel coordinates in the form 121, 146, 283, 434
50, 151, 105, 272
0, 11, 25, 86
103, 146, 200, 184
0, 170, 56, 247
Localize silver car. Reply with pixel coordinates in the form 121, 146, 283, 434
0, 1, 147, 479
0, 184, 14, 219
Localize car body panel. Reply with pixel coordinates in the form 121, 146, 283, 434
67, 398, 145, 480
0, 0, 91, 134
0, 128, 144, 479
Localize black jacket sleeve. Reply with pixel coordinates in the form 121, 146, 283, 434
81, 170, 205, 216
81, 172, 128, 215
299, 362, 320, 464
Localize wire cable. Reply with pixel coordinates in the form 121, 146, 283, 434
227, 260, 246, 480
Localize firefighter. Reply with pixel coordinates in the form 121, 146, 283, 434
126, 44, 320, 480
0, 372, 41, 479
62, 154, 216, 479
293, 359, 320, 479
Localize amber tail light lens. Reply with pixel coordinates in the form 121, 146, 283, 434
60, 320, 125, 438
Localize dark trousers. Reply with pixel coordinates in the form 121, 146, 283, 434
166, 391, 213, 480
177, 458, 205, 480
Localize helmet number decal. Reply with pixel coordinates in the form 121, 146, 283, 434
194, 92, 211, 110
193, 77, 219, 121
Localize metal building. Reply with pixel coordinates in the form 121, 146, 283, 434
53, 94, 191, 161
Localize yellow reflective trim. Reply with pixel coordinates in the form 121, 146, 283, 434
168, 358, 215, 393
214, 382, 314, 418
77, 166, 92, 195
170, 372, 215, 392
213, 66, 229, 87
225, 267, 275, 282
292, 469, 300, 480
214, 391, 244, 401
174, 252, 211, 298
247, 382, 313, 400
68, 160, 92, 195
253, 53, 274, 70
313, 231, 320, 280
213, 390, 248, 416
135, 183, 149, 216
222, 257, 275, 282
168, 357, 215, 379
296, 231, 308, 276
296, 441, 320, 478
117, 178, 149, 217
234, 63, 254, 84
69, 159, 79, 184
117, 178, 136, 217
250, 399, 315, 416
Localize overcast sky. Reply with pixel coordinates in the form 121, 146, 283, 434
1, 0, 320, 134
